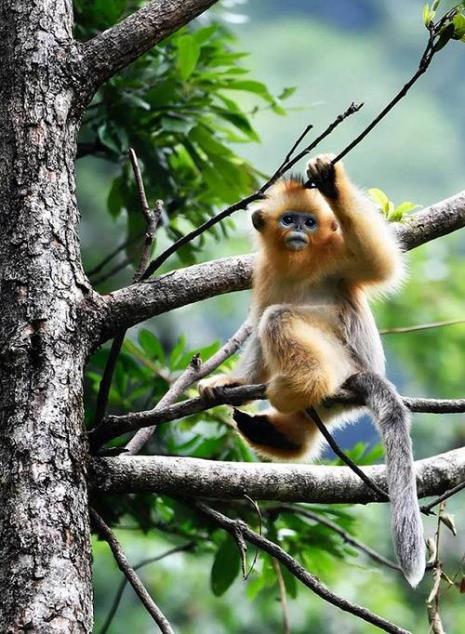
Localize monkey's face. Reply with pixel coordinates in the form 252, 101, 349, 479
251, 179, 342, 259
277, 211, 318, 251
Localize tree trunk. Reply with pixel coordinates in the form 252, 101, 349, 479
0, 2, 92, 631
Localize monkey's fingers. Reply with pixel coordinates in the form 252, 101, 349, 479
198, 376, 246, 401
306, 154, 338, 199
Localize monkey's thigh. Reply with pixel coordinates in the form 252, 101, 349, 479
258, 304, 354, 394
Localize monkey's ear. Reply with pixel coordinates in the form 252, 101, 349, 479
251, 209, 265, 231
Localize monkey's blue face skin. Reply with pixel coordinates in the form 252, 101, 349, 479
279, 211, 317, 251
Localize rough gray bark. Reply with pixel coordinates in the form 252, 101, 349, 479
0, 2, 92, 631
90, 254, 254, 344
89, 447, 465, 504
0, 0, 218, 631
94, 189, 465, 344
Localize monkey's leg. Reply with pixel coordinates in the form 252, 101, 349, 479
258, 305, 352, 413
233, 407, 324, 460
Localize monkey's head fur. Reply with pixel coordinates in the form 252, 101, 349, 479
251, 178, 344, 273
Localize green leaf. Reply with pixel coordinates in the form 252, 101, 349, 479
138, 329, 165, 364
368, 187, 390, 214
278, 86, 297, 101
160, 116, 196, 135
281, 565, 298, 599
122, 93, 151, 111
97, 123, 120, 154
107, 176, 124, 218
388, 201, 420, 221
176, 34, 201, 80
192, 24, 218, 46
452, 14, 465, 39
423, 4, 435, 27
210, 534, 241, 596
170, 335, 187, 370
221, 79, 275, 103
212, 108, 260, 141
189, 125, 232, 156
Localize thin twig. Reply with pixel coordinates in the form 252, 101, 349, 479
90, 509, 175, 634
141, 104, 361, 279
268, 504, 401, 572
307, 407, 389, 501
380, 318, 465, 335
426, 503, 446, 634
271, 558, 291, 634
89, 381, 465, 450
306, 10, 459, 181
100, 542, 193, 634
123, 320, 252, 454
194, 502, 409, 634
94, 149, 162, 425
422, 479, 465, 515
243, 494, 261, 579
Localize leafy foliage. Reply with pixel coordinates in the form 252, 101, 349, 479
76, 2, 293, 268
368, 187, 419, 222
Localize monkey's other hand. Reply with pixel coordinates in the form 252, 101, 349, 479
198, 374, 246, 401
266, 375, 312, 413
306, 153, 341, 199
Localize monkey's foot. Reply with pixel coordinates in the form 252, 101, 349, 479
306, 153, 339, 199
198, 374, 246, 400
233, 409, 300, 452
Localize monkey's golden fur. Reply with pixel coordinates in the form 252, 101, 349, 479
199, 154, 402, 460
199, 155, 426, 585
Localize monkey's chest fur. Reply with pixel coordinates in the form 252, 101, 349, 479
254, 274, 385, 379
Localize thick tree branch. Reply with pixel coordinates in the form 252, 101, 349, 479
92, 189, 465, 345
93, 254, 253, 345
396, 189, 465, 250
79, 0, 218, 96
89, 447, 465, 504
194, 502, 408, 634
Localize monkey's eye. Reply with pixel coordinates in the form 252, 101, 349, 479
281, 215, 294, 227
304, 216, 317, 229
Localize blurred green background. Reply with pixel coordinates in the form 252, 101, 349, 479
78, 1, 465, 632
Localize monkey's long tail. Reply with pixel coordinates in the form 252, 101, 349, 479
345, 372, 425, 588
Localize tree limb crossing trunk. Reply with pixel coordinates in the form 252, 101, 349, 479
0, 2, 92, 631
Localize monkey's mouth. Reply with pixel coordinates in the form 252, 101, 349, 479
285, 233, 309, 251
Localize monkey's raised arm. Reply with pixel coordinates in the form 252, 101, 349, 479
306, 155, 403, 288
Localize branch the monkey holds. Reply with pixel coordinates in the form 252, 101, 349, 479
198, 154, 425, 587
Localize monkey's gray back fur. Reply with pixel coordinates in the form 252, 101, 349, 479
345, 372, 425, 586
